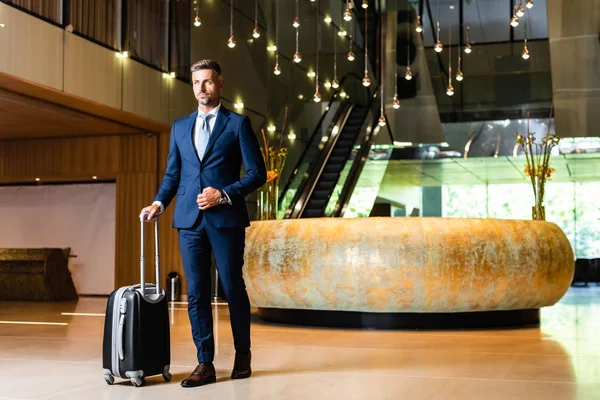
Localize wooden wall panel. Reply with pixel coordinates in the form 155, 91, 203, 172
122, 61, 170, 124
64, 34, 122, 109
0, 3, 63, 91
0, 136, 120, 180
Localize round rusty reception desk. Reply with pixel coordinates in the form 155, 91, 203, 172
243, 217, 575, 329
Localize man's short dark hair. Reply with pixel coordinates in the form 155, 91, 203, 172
190, 59, 222, 76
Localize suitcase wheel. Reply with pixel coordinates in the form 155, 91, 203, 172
162, 371, 172, 382
104, 374, 115, 385
131, 377, 143, 387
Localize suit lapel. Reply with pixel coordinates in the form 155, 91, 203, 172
183, 110, 201, 167
201, 106, 230, 163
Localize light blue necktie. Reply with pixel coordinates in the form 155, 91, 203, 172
196, 114, 214, 161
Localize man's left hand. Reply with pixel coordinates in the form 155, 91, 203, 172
197, 187, 221, 210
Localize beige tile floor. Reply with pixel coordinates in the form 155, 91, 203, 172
0, 287, 599, 399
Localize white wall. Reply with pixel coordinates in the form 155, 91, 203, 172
0, 183, 116, 295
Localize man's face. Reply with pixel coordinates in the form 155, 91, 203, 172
192, 69, 224, 106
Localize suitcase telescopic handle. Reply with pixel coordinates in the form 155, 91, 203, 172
139, 212, 161, 296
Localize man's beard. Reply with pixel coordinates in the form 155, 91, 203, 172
197, 93, 216, 106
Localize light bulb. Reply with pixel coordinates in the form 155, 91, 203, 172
194, 16, 201, 27
293, 18, 300, 28
274, 63, 281, 75
522, 45, 530, 59
344, 9, 352, 21
456, 70, 464, 81
313, 91, 322, 103
332, 78, 340, 89
339, 91, 347, 98
416, 23, 423, 33
293, 52, 302, 63
362, 0, 368, 9
347, 51, 355, 61
526, 0, 533, 8
362, 74, 371, 87
324, 81, 332, 89
307, 71, 316, 78
378, 116, 386, 126
510, 15, 519, 27
434, 40, 443, 52
446, 84, 454, 96
516, 6, 525, 17
228, 36, 236, 48
324, 16, 332, 23
405, 67, 413, 80
464, 43, 472, 54
393, 95, 400, 109
170, 72, 176, 78
252, 28, 260, 38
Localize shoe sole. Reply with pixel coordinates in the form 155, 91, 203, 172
231, 371, 252, 379
181, 376, 217, 388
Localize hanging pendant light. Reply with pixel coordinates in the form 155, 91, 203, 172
252, 0, 260, 38
293, 0, 300, 28
393, 73, 401, 109
274, 0, 280, 74
362, 0, 369, 9
332, 22, 339, 89
314, 0, 321, 102
464, 24, 472, 53
516, 1, 525, 17
434, 21, 443, 52
526, 0, 533, 9
522, 39, 530, 59
193, 1, 201, 27
416, 15, 423, 33
446, 27, 454, 96
405, 19, 412, 80
228, 0, 235, 48
456, 54, 463, 81
293, 0, 301, 63
362, 6, 371, 86
348, 37, 355, 60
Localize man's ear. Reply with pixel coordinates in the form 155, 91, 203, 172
218, 77, 225, 89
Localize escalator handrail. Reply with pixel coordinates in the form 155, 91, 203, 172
278, 72, 371, 206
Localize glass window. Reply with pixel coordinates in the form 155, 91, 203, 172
4, 0, 62, 24
124, 0, 169, 70
69, 0, 119, 49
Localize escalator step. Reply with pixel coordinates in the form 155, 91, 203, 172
311, 190, 330, 200
306, 199, 328, 209
302, 210, 322, 218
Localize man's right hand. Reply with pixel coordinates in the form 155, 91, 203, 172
140, 204, 160, 222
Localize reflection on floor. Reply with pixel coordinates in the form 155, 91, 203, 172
0, 287, 599, 399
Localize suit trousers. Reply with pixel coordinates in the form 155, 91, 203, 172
178, 214, 250, 363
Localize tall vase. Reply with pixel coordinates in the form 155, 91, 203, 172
532, 176, 546, 221
257, 178, 279, 220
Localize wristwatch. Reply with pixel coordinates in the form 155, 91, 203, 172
218, 189, 228, 205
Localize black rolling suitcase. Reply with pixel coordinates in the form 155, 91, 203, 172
102, 214, 171, 387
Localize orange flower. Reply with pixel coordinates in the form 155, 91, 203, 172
266, 170, 278, 183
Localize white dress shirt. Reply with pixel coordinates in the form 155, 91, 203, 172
153, 103, 231, 214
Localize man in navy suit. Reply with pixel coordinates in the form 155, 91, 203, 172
140, 59, 266, 387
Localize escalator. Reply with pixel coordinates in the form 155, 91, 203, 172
300, 105, 369, 218
279, 74, 382, 219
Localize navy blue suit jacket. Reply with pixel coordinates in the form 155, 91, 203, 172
154, 106, 267, 229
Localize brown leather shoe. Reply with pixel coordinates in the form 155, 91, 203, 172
181, 362, 217, 388
231, 350, 252, 379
